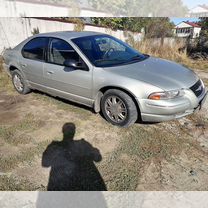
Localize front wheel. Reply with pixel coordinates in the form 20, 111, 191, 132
101, 89, 138, 127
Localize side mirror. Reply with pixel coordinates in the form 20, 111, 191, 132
64, 59, 88, 70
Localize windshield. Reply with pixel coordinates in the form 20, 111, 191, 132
71, 35, 149, 67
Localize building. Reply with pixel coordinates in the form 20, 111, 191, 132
189, 4, 208, 17
174, 21, 201, 39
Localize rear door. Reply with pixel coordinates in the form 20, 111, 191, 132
43, 38, 93, 106
20, 37, 49, 90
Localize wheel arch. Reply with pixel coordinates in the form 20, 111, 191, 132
9, 65, 27, 81
9, 65, 19, 75
94, 86, 141, 120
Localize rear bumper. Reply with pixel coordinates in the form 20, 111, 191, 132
137, 89, 207, 122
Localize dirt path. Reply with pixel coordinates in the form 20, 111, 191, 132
0, 70, 208, 191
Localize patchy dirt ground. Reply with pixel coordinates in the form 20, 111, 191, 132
0, 68, 208, 191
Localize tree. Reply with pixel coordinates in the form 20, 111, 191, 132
197, 18, 208, 54
91, 17, 174, 36
144, 18, 175, 44
89, 0, 188, 16
199, 17, 208, 39
90, 17, 154, 32
91, 18, 126, 30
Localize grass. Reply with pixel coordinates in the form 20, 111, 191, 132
0, 175, 39, 191
0, 113, 44, 145
0, 113, 49, 172
203, 78, 208, 86
0, 57, 14, 93
134, 39, 208, 71
98, 124, 194, 190
0, 139, 51, 172
32, 91, 92, 119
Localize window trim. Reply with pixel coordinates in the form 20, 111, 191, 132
21, 37, 49, 62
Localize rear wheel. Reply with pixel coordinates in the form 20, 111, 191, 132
12, 70, 31, 94
101, 89, 138, 127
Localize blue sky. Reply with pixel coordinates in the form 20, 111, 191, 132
170, 17, 200, 25
182, 0, 208, 9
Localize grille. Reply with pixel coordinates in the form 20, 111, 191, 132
190, 80, 204, 97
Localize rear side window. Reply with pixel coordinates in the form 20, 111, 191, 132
22, 37, 48, 61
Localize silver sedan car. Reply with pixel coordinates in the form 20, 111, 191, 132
2, 31, 207, 127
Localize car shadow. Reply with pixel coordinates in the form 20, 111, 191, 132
41, 122, 107, 191
32, 90, 93, 112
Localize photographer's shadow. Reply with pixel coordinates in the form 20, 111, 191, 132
42, 122, 107, 191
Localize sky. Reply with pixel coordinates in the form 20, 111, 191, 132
170, 17, 200, 25
182, 0, 208, 9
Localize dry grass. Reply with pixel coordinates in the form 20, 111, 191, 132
134, 39, 208, 71
0, 57, 14, 92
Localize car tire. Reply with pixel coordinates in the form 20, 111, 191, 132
12, 70, 31, 94
101, 89, 138, 127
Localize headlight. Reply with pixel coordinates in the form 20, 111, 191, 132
148, 90, 185, 100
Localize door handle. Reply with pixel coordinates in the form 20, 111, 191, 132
47, 71, 54, 75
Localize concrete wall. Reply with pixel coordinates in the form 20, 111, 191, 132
0, 0, 69, 17
0, 18, 143, 54
0, 0, 111, 17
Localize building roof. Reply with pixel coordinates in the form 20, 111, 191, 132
34, 31, 104, 40
175, 21, 201, 28
184, 21, 201, 28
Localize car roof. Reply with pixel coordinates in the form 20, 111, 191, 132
33, 31, 105, 40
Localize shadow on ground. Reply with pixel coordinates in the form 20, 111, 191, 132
42, 122, 107, 191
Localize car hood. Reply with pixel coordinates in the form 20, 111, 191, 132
104, 57, 199, 91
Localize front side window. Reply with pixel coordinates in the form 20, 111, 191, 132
48, 38, 80, 65
72, 35, 149, 67
22, 37, 48, 61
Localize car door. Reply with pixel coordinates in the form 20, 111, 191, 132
43, 37, 93, 106
20, 37, 49, 90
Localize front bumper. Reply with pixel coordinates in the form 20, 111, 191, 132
137, 88, 207, 122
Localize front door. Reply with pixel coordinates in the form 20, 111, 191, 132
43, 38, 93, 106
